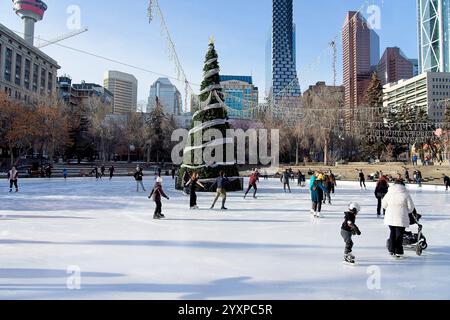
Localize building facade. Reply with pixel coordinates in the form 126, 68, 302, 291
103, 70, 138, 115
303, 81, 345, 105
57, 76, 113, 111
342, 11, 380, 109
220, 75, 259, 119
377, 47, 414, 85
265, 0, 301, 100
417, 0, 450, 73
383, 72, 450, 123
147, 77, 182, 115
0, 23, 59, 102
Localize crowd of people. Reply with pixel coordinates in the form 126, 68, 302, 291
5, 162, 450, 265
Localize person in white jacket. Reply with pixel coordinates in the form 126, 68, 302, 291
382, 179, 415, 258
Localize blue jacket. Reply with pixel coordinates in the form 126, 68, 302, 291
310, 180, 328, 202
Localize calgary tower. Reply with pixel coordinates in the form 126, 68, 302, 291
12, 0, 48, 46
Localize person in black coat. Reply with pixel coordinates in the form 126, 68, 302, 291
375, 176, 389, 217
148, 178, 169, 219
134, 167, 146, 192
443, 174, 450, 191
341, 203, 362, 263
109, 166, 115, 180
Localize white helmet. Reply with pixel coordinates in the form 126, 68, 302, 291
156, 177, 163, 183
348, 202, 361, 213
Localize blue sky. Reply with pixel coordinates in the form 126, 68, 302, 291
0, 0, 417, 109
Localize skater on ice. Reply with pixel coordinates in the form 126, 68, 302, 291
357, 169, 366, 190
244, 170, 259, 199
341, 202, 362, 265
185, 172, 205, 210
210, 171, 229, 210
148, 177, 170, 220
182, 170, 191, 196
280, 169, 292, 193
63, 167, 68, 181
134, 166, 146, 192
442, 174, 450, 191
382, 179, 416, 259
375, 175, 389, 217
7, 166, 19, 193
309, 172, 328, 218
108, 165, 115, 180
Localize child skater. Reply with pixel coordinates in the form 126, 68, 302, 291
148, 177, 169, 220
341, 202, 362, 264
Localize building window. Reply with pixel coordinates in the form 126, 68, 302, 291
15, 53, 22, 86
47, 72, 53, 94
32, 64, 38, 92
4, 48, 12, 82
40, 68, 46, 94
24, 59, 31, 90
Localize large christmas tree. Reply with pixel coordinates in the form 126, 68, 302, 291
178, 39, 241, 191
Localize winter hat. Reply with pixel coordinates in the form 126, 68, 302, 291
348, 202, 361, 213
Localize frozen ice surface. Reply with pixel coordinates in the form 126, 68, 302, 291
0, 177, 449, 300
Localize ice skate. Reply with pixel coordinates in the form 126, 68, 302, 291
315, 212, 321, 218
153, 214, 161, 220
159, 214, 166, 219
343, 254, 355, 265
310, 209, 315, 216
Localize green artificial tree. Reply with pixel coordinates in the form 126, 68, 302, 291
178, 39, 241, 191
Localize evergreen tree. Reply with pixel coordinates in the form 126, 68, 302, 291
179, 39, 240, 190
359, 73, 386, 160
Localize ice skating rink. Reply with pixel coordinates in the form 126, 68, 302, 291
0, 177, 449, 300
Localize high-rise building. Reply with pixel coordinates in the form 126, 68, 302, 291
377, 47, 414, 85
342, 11, 380, 109
147, 77, 182, 115
409, 59, 420, 76
417, 0, 450, 73
265, 0, 301, 100
103, 70, 138, 115
220, 75, 259, 119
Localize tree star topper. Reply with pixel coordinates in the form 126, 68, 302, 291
209, 35, 215, 45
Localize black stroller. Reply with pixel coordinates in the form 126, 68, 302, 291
387, 210, 428, 256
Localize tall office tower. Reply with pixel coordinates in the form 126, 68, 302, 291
417, 0, 450, 73
377, 47, 414, 85
265, 0, 301, 100
103, 71, 138, 115
147, 77, 182, 115
342, 11, 379, 109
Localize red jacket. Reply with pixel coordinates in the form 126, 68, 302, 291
249, 173, 258, 185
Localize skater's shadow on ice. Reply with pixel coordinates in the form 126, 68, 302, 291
0, 276, 341, 299
0, 215, 93, 220
0, 268, 124, 279
165, 218, 303, 223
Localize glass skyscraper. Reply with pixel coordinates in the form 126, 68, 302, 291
417, 0, 450, 73
265, 0, 301, 100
